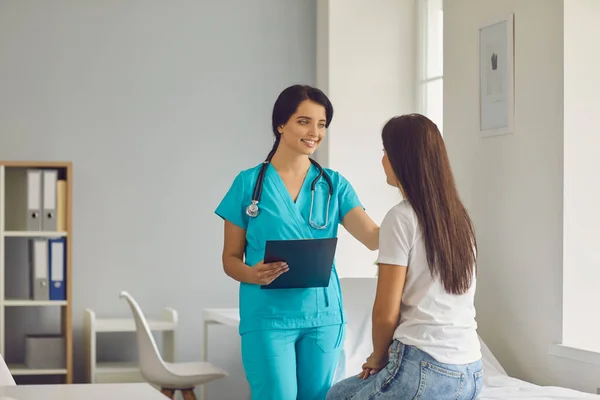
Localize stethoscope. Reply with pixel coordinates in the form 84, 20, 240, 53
246, 158, 334, 229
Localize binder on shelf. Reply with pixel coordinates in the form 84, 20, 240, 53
5, 168, 43, 231
49, 237, 66, 301
56, 179, 67, 232
29, 238, 49, 300
42, 169, 58, 231
27, 169, 43, 231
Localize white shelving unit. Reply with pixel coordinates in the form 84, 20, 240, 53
4, 300, 68, 307
84, 308, 178, 383
4, 232, 68, 238
0, 161, 73, 382
6, 365, 67, 376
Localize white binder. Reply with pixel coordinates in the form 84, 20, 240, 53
4, 168, 43, 231
29, 239, 49, 301
42, 170, 58, 231
27, 169, 43, 231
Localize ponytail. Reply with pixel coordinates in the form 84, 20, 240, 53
265, 134, 281, 163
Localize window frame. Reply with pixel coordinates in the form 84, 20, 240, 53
417, 0, 443, 132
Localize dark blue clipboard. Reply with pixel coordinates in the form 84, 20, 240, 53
260, 237, 338, 289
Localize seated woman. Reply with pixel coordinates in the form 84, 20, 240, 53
327, 114, 483, 400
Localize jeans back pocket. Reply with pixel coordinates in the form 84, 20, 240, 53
472, 368, 484, 399
414, 361, 465, 400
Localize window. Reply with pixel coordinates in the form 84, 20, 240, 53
417, 0, 444, 134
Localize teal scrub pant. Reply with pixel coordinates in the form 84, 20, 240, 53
241, 324, 345, 400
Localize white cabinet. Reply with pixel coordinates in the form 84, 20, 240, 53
84, 308, 177, 383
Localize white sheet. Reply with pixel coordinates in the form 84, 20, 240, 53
480, 375, 599, 399
336, 277, 599, 399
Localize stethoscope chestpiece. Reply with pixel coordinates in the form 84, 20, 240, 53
246, 200, 259, 217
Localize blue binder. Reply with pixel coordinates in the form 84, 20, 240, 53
48, 237, 66, 301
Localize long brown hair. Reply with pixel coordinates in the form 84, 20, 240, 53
382, 114, 477, 295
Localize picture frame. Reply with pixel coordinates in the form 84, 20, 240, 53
478, 13, 515, 137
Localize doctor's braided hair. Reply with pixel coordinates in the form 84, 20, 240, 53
266, 84, 334, 162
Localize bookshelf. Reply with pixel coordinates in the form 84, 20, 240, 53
0, 161, 72, 383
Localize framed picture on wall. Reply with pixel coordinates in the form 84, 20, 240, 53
478, 13, 515, 137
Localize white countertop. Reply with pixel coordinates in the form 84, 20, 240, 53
203, 308, 239, 327
0, 383, 166, 400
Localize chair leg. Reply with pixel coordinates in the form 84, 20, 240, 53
160, 388, 176, 399
181, 388, 197, 400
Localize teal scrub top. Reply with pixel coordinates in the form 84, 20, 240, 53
215, 162, 363, 334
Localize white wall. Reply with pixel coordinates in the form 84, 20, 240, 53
445, 0, 600, 393
562, 0, 600, 354
0, 1, 316, 397
316, 0, 416, 277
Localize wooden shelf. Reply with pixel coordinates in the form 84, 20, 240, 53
3, 300, 68, 307
8, 364, 68, 376
0, 161, 71, 168
3, 231, 68, 238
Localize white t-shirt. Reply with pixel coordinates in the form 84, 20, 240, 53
376, 200, 481, 364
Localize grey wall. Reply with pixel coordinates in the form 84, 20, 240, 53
444, 0, 564, 385
444, 0, 600, 394
0, 1, 316, 397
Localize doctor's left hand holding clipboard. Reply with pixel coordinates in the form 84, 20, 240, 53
261, 237, 338, 289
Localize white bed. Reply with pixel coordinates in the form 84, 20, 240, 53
336, 277, 599, 399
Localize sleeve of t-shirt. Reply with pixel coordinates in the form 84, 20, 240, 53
214, 172, 249, 230
337, 174, 364, 223
376, 207, 412, 266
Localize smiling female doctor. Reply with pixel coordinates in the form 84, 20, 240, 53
215, 84, 379, 400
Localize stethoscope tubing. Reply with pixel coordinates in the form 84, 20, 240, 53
246, 158, 333, 229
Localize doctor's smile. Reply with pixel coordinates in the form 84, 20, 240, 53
301, 137, 319, 148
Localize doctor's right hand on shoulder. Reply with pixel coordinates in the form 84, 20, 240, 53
250, 260, 289, 285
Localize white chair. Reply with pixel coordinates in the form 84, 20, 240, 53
120, 291, 227, 400
0, 352, 15, 386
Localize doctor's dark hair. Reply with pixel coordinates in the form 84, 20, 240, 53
382, 114, 478, 295
266, 84, 334, 162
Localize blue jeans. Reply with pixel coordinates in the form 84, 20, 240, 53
326, 340, 484, 400
241, 324, 345, 400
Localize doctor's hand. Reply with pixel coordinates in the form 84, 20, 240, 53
250, 260, 288, 285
